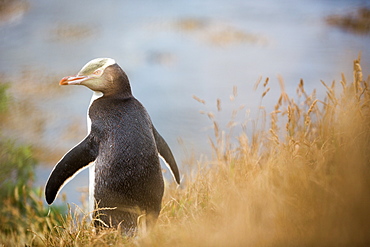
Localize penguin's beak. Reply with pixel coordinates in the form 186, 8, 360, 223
59, 75, 90, 85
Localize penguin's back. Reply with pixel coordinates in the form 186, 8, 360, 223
89, 96, 164, 213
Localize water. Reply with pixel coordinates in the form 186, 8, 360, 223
1, 0, 370, 205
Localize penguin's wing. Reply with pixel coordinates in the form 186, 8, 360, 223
45, 133, 99, 204
153, 126, 180, 184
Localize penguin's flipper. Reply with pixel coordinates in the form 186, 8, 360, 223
45, 134, 99, 204
153, 126, 180, 184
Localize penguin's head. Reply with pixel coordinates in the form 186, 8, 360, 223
60, 58, 130, 95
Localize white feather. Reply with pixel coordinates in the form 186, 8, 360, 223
158, 154, 179, 183
46, 151, 91, 203
88, 91, 103, 216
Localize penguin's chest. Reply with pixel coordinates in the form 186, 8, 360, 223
87, 91, 103, 214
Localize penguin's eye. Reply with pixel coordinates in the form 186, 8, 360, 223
93, 69, 103, 76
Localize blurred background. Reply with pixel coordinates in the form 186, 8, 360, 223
0, 0, 369, 205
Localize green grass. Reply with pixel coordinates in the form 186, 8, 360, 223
0, 83, 66, 246
1, 56, 370, 246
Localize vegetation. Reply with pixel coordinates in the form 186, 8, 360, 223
327, 7, 370, 35
1, 57, 370, 246
0, 0, 29, 24
0, 83, 65, 246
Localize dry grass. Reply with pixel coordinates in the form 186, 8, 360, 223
1, 56, 370, 246
144, 56, 370, 247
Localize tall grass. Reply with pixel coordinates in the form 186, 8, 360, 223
1, 57, 370, 246
147, 56, 370, 246
0, 83, 66, 246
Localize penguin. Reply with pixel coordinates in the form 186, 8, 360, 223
45, 58, 180, 233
